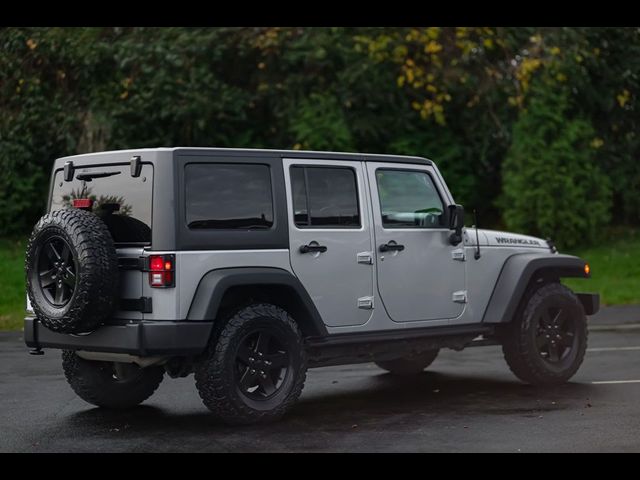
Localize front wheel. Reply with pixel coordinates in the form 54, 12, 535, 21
194, 303, 307, 425
501, 282, 588, 386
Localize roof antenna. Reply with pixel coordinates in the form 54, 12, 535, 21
474, 209, 481, 260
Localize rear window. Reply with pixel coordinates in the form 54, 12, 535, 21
50, 164, 153, 244
185, 163, 274, 230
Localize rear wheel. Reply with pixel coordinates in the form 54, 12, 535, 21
375, 349, 440, 375
62, 350, 165, 409
195, 303, 307, 425
501, 282, 587, 385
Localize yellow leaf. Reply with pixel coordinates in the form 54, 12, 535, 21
406, 69, 414, 84
617, 89, 631, 107
26, 39, 37, 50
424, 41, 442, 54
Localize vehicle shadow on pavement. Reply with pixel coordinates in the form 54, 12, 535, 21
294, 371, 596, 422
60, 370, 597, 445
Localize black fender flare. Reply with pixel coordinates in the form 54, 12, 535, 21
186, 267, 327, 337
482, 253, 594, 323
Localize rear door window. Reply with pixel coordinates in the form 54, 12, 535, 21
290, 166, 360, 228
50, 164, 153, 244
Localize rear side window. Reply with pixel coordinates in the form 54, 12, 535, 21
185, 163, 274, 230
290, 166, 360, 228
50, 164, 153, 244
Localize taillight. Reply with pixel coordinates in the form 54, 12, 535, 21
148, 254, 175, 288
72, 198, 93, 210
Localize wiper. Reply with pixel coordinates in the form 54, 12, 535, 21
75, 171, 121, 182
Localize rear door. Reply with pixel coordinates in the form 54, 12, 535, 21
284, 159, 374, 328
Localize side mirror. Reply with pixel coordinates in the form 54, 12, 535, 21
448, 204, 464, 246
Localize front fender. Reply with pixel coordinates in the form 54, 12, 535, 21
482, 253, 594, 324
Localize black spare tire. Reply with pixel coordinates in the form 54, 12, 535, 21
25, 208, 119, 333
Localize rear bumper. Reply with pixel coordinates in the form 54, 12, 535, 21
24, 316, 213, 356
576, 293, 600, 316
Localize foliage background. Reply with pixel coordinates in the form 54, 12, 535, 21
1, 27, 639, 248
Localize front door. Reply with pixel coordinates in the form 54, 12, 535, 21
366, 162, 466, 323
284, 159, 374, 328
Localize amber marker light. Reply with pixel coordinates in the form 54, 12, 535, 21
585, 263, 591, 276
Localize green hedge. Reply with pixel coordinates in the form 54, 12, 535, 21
1, 27, 639, 246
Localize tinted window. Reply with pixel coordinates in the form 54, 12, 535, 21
376, 169, 444, 228
50, 164, 153, 244
186, 164, 274, 230
291, 166, 360, 228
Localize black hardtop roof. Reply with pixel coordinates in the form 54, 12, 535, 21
55, 147, 433, 166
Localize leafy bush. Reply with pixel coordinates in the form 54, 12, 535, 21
1, 27, 638, 244
501, 78, 612, 248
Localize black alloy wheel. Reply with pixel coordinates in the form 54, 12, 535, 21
236, 328, 291, 400
194, 303, 307, 424
37, 236, 77, 307
535, 305, 577, 364
25, 209, 119, 333
501, 282, 588, 385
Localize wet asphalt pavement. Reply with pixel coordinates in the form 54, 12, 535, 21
1, 314, 640, 452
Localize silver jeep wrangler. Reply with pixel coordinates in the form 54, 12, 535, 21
24, 148, 599, 424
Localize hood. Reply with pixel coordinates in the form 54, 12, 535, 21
464, 228, 550, 249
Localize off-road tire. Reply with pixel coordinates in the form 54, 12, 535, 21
375, 349, 440, 375
501, 282, 588, 386
25, 209, 118, 333
62, 350, 165, 409
195, 303, 307, 425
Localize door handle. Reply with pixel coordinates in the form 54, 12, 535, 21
379, 242, 405, 252
300, 243, 328, 254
